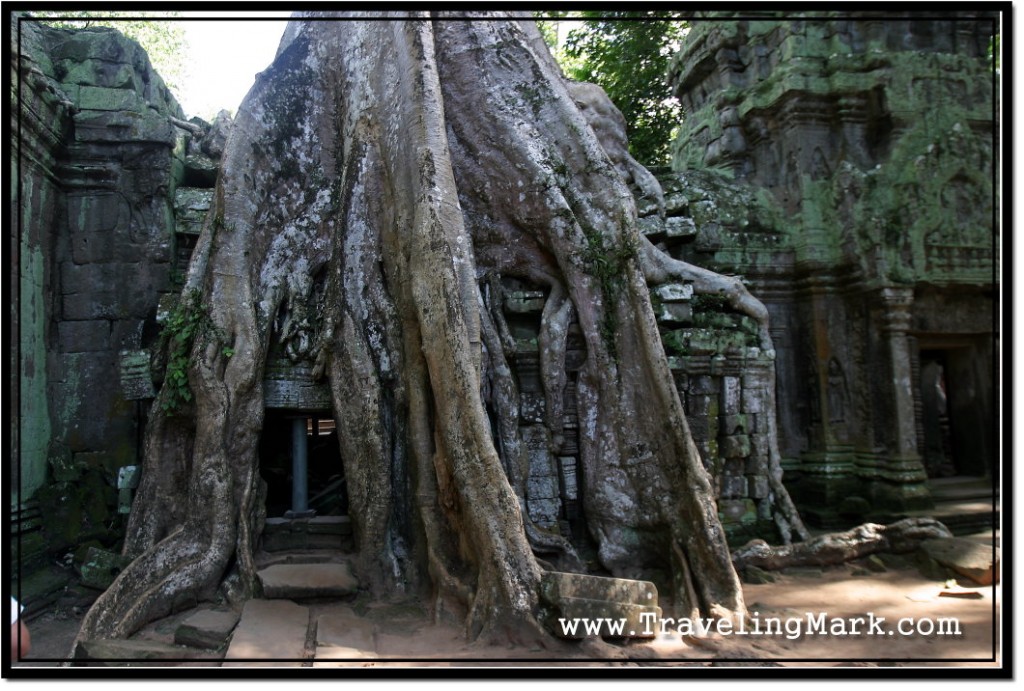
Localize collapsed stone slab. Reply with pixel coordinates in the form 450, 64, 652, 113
920, 537, 998, 586
538, 571, 661, 639
73, 638, 219, 665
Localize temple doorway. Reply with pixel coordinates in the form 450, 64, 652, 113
918, 345, 993, 480
258, 410, 347, 518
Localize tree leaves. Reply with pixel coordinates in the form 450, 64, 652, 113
543, 12, 687, 166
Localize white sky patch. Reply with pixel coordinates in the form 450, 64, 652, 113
176, 11, 291, 119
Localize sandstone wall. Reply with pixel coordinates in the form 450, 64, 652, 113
666, 14, 998, 525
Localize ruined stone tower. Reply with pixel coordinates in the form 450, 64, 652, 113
665, 13, 998, 525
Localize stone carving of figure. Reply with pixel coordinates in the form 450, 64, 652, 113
827, 357, 849, 424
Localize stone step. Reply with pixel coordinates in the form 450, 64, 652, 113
173, 606, 240, 651
258, 561, 359, 600
262, 515, 354, 552
313, 607, 379, 664
222, 599, 310, 666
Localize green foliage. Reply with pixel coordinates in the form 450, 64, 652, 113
548, 12, 687, 166
158, 290, 206, 413
29, 10, 188, 94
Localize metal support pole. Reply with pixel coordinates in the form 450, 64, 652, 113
285, 417, 315, 518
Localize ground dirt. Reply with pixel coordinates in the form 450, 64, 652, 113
13, 556, 1000, 672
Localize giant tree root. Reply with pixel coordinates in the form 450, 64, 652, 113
730, 517, 954, 571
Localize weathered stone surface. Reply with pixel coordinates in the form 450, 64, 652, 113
258, 562, 359, 599
263, 360, 333, 410
78, 547, 130, 590
543, 597, 662, 639
539, 571, 657, 607
174, 607, 241, 650
262, 516, 352, 552
118, 349, 155, 400
15, 17, 189, 580
223, 599, 309, 665
316, 608, 376, 656
74, 638, 218, 664
665, 14, 998, 522
920, 538, 997, 585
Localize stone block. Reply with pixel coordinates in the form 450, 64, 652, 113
744, 450, 769, 476
920, 538, 998, 586
223, 599, 310, 664
719, 474, 748, 498
719, 499, 757, 524
689, 375, 717, 395
748, 474, 770, 499
183, 154, 218, 187
742, 387, 766, 413
77, 85, 141, 112
720, 413, 748, 435
78, 547, 130, 590
687, 393, 717, 418
174, 607, 240, 650
557, 456, 578, 501
654, 302, 693, 324
519, 393, 545, 423
263, 361, 332, 410
721, 376, 742, 413
686, 414, 711, 440
317, 608, 376, 651
504, 290, 545, 314
257, 562, 359, 599
118, 349, 155, 400
543, 597, 662, 639
664, 192, 690, 215
306, 515, 353, 536
75, 638, 219, 664
638, 215, 664, 237
664, 215, 697, 239
652, 282, 694, 302
720, 434, 751, 459
71, 110, 135, 143
58, 58, 136, 89
539, 571, 657, 605
539, 571, 660, 639
58, 320, 110, 352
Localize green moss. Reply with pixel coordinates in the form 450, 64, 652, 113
576, 225, 638, 360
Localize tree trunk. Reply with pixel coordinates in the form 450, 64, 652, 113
77, 13, 753, 647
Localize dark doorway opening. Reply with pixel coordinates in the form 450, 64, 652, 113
919, 347, 991, 480
259, 410, 347, 518
919, 351, 955, 478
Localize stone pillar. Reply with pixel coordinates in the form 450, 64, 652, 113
285, 417, 315, 519
871, 287, 931, 511
796, 282, 858, 527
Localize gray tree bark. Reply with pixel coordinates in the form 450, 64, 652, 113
76, 14, 756, 646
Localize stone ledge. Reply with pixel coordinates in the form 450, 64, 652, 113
258, 562, 359, 599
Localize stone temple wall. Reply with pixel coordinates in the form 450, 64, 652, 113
504, 177, 782, 543
11, 17, 224, 606
665, 13, 998, 526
